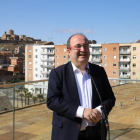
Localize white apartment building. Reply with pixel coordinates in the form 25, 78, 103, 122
89, 44, 102, 66
25, 44, 54, 94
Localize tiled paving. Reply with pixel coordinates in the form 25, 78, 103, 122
0, 83, 140, 140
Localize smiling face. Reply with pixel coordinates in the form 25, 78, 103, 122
67, 34, 90, 68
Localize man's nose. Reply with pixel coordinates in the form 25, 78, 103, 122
80, 46, 86, 51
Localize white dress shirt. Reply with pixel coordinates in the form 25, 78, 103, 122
71, 63, 101, 131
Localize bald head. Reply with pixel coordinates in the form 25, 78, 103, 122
67, 33, 89, 49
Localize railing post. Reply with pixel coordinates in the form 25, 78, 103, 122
13, 85, 15, 140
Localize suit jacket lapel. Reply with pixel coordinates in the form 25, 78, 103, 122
66, 62, 81, 105
89, 63, 100, 108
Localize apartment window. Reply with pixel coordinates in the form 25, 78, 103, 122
113, 63, 116, 67
35, 61, 38, 64
113, 55, 116, 59
56, 49, 59, 52
133, 47, 136, 51
133, 72, 136, 75
113, 47, 116, 51
29, 61, 32, 64
104, 55, 107, 59
133, 63, 136, 67
64, 48, 66, 52
113, 71, 116, 74
35, 68, 38, 71
35, 55, 38, 58
29, 67, 32, 70
35, 74, 38, 77
35, 49, 38, 52
29, 55, 31, 58
29, 49, 31, 52
43, 68, 45, 71
56, 55, 58, 59
113, 80, 116, 82
64, 62, 66, 64
104, 63, 107, 67
29, 74, 32, 77
63, 55, 66, 59
56, 62, 59, 65
133, 55, 136, 59
104, 48, 107, 51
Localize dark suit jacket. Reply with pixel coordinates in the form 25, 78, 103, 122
47, 62, 116, 140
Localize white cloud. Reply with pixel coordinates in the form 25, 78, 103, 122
56, 29, 94, 34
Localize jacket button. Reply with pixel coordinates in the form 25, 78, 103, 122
78, 124, 80, 127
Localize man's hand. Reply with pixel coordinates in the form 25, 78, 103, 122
83, 108, 102, 123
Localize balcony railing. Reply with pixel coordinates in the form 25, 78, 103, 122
41, 52, 54, 55
90, 52, 101, 55
1, 79, 140, 140
41, 58, 54, 61
119, 75, 130, 78
41, 71, 50, 74
119, 59, 130, 62
119, 51, 130, 54
119, 67, 130, 70
41, 64, 54, 68
90, 59, 101, 62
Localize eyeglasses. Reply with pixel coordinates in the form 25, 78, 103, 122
69, 44, 91, 50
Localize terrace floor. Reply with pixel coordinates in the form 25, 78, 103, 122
0, 83, 140, 140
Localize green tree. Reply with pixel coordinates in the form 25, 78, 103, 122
23, 88, 28, 106
19, 93, 24, 107
26, 92, 32, 105
15, 89, 20, 107
32, 96, 38, 104
37, 94, 44, 103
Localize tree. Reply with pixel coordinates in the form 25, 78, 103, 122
19, 93, 24, 107
32, 96, 38, 104
23, 88, 28, 106
15, 89, 20, 107
37, 94, 44, 103
26, 92, 32, 105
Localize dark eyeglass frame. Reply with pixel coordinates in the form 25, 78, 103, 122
68, 44, 91, 50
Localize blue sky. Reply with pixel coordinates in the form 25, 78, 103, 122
0, 0, 140, 44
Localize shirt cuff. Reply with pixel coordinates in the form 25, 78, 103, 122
95, 105, 102, 114
75, 106, 85, 118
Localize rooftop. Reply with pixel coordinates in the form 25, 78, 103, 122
0, 83, 140, 140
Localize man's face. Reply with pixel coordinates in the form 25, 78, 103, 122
67, 34, 90, 66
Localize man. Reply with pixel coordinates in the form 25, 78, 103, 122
47, 33, 116, 140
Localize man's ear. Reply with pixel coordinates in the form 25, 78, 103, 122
67, 49, 71, 56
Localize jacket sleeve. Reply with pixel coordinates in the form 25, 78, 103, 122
46, 69, 78, 120
99, 67, 116, 116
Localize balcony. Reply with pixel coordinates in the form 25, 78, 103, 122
90, 51, 101, 55
40, 77, 49, 80
41, 71, 50, 74
119, 59, 130, 62
119, 75, 130, 79
119, 51, 131, 54
1, 79, 140, 139
119, 67, 130, 71
0, 79, 140, 140
41, 52, 54, 55
40, 64, 54, 69
41, 58, 54, 61
90, 59, 101, 62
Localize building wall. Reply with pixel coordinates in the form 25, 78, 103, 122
101, 44, 119, 78
131, 43, 140, 79
25, 46, 34, 81
55, 45, 68, 68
